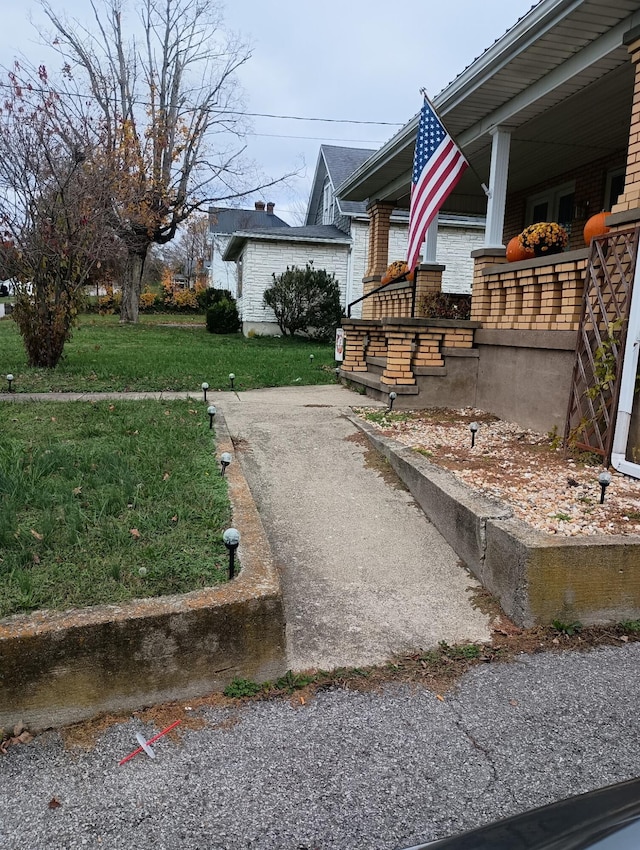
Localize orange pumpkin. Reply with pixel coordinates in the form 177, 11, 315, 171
583, 211, 611, 246
506, 235, 534, 263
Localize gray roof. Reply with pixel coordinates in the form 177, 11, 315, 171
223, 224, 351, 261
305, 145, 375, 224
209, 207, 289, 235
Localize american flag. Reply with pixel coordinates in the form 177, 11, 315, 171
406, 97, 468, 271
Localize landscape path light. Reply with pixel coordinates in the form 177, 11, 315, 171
6, 374, 13, 392
201, 382, 209, 402
388, 391, 397, 411
309, 354, 314, 364
207, 404, 217, 429
220, 451, 232, 476
229, 373, 235, 390
598, 470, 612, 504
223, 527, 240, 579
470, 421, 479, 448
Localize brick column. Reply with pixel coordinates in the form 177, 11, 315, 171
413, 263, 445, 316
381, 330, 415, 386
470, 248, 508, 323
612, 28, 640, 214
365, 201, 395, 277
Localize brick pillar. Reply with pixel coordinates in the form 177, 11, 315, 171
366, 201, 395, 277
612, 29, 640, 214
469, 248, 508, 323
413, 263, 445, 316
381, 331, 415, 386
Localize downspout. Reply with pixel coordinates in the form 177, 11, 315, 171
611, 258, 640, 479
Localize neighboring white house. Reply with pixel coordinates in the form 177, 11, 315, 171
208, 202, 289, 295
222, 145, 485, 335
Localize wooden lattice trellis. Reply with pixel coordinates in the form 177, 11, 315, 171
564, 226, 639, 462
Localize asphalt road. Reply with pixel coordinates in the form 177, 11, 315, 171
4, 642, 640, 850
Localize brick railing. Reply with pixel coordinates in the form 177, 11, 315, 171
341, 318, 478, 386
470, 248, 589, 331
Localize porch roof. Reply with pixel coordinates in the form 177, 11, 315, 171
338, 0, 640, 213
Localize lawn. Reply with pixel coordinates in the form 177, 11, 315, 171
0, 399, 232, 617
0, 313, 337, 393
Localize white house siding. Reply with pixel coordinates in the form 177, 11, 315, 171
209, 235, 237, 294
239, 238, 350, 335
348, 218, 485, 316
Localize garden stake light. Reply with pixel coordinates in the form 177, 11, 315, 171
207, 405, 217, 429
118, 720, 182, 766
220, 451, 232, 476
388, 391, 397, 411
309, 354, 314, 364
201, 382, 209, 402
598, 470, 612, 504
229, 373, 235, 390
6, 374, 13, 392
223, 528, 240, 579
470, 421, 479, 448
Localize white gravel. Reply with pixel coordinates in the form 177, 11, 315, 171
356, 407, 640, 537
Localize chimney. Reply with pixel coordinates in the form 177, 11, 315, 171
255, 200, 265, 211
267, 202, 275, 215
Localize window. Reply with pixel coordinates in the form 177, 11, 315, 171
322, 178, 333, 225
605, 167, 626, 210
525, 181, 575, 232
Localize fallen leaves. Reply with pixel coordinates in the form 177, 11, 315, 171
129, 528, 141, 539
0, 723, 34, 755
30, 529, 43, 541
48, 797, 62, 810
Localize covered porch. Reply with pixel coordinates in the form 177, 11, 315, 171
336, 0, 640, 469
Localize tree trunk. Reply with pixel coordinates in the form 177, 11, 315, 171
120, 248, 148, 324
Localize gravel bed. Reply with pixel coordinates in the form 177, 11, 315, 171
356, 407, 640, 537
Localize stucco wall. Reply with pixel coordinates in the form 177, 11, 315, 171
239, 238, 350, 331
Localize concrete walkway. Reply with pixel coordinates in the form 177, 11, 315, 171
1, 384, 491, 671
219, 385, 490, 671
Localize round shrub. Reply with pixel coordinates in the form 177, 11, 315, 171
206, 296, 240, 334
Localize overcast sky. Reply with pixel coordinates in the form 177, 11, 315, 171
1, 0, 537, 223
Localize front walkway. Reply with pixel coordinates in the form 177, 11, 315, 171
220, 385, 490, 671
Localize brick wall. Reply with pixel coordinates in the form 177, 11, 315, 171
240, 239, 350, 324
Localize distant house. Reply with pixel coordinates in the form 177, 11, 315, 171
208, 201, 289, 295
223, 145, 485, 335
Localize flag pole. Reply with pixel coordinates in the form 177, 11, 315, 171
418, 88, 490, 198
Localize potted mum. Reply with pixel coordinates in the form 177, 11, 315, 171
518, 222, 568, 257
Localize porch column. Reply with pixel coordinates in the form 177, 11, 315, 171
365, 201, 395, 276
611, 27, 640, 214
484, 127, 511, 248
422, 213, 439, 263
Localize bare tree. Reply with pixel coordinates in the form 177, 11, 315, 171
40, 0, 292, 323
161, 214, 210, 287
0, 63, 116, 367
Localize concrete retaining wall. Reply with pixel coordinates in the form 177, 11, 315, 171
354, 418, 640, 628
0, 411, 287, 732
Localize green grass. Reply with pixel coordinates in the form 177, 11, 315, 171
0, 313, 337, 393
0, 399, 232, 617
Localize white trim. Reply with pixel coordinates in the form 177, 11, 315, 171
485, 128, 511, 247
611, 260, 640, 479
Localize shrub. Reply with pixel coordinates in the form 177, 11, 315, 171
197, 286, 233, 311
263, 263, 343, 340
420, 292, 471, 320
206, 294, 240, 334
99, 287, 122, 314
139, 287, 160, 311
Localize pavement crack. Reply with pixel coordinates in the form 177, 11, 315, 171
443, 698, 518, 804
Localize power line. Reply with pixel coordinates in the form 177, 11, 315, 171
0, 80, 404, 127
